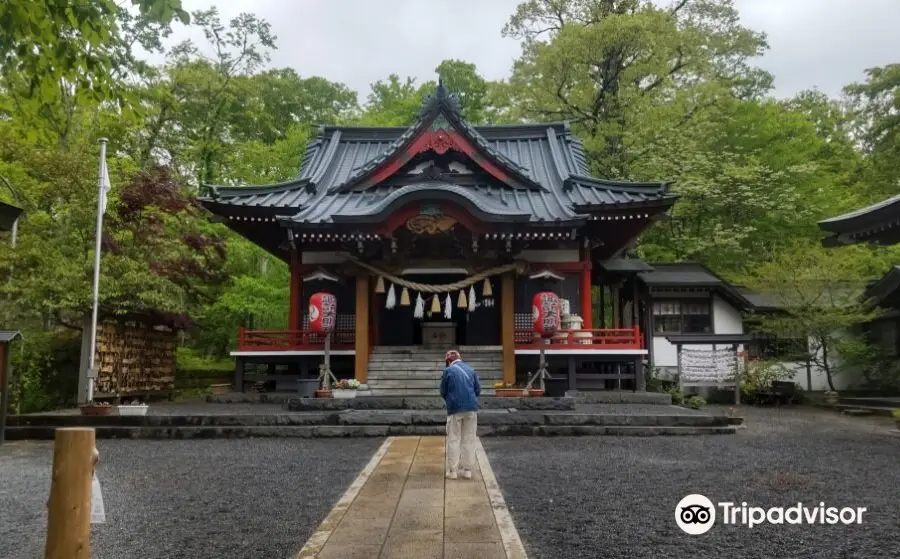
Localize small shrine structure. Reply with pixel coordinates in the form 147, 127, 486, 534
200, 82, 677, 391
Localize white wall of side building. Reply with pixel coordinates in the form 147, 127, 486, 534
780, 328, 867, 392
652, 295, 744, 373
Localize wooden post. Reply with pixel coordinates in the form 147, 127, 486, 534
567, 356, 576, 393
501, 272, 516, 385
611, 282, 621, 328
579, 247, 593, 330
634, 355, 645, 392
0, 343, 9, 446
288, 250, 303, 331
45, 428, 96, 559
676, 344, 683, 393
234, 357, 244, 393
598, 285, 605, 328
354, 272, 370, 384
732, 343, 741, 405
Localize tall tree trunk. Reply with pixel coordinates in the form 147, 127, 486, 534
821, 337, 836, 392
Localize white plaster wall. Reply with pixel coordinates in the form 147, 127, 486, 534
652, 295, 744, 371
780, 331, 866, 391
649, 295, 869, 391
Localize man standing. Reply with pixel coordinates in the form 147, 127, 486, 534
440, 349, 480, 480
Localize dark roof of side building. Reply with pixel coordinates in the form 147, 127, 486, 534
640, 263, 755, 310
819, 194, 900, 246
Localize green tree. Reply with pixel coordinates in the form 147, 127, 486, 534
504, 0, 770, 177
0, 1, 188, 110
844, 64, 900, 199
745, 243, 882, 392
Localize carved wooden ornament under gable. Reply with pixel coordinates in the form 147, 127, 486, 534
406, 206, 457, 235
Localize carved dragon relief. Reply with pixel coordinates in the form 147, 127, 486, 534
403, 204, 457, 235
406, 213, 457, 235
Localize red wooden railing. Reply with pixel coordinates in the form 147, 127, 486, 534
237, 326, 642, 351
237, 328, 356, 351
514, 327, 643, 350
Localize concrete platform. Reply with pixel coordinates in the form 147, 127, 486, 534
296, 436, 526, 559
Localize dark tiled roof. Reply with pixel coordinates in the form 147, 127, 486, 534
864, 266, 900, 307
641, 263, 754, 310
819, 194, 900, 246
665, 333, 755, 345
0, 201, 22, 232
598, 258, 654, 273
639, 263, 724, 286
200, 85, 675, 226
735, 288, 783, 311
0, 331, 22, 343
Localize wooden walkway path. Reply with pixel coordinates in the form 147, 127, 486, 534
296, 436, 526, 559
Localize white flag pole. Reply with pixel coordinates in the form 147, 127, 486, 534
86, 138, 109, 402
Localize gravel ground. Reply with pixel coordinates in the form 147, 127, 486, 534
483, 406, 900, 559
0, 438, 382, 559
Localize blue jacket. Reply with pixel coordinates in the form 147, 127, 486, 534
440, 360, 481, 415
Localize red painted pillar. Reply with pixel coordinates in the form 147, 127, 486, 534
288, 250, 303, 333
580, 247, 593, 330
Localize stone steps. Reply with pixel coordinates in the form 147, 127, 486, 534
1, 424, 737, 439
9, 411, 729, 428
366, 367, 503, 375
366, 347, 503, 397
5, 407, 735, 440
287, 396, 575, 411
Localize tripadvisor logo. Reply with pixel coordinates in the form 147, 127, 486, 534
675, 494, 867, 534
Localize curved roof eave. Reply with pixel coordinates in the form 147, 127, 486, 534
199, 178, 313, 202
818, 194, 900, 233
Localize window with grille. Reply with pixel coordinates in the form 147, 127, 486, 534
652, 300, 711, 334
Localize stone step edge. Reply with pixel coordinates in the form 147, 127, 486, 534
4, 425, 737, 439
8, 414, 731, 427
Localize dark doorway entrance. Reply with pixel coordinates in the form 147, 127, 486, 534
377, 273, 501, 346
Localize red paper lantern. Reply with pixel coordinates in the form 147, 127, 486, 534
309, 292, 337, 334
532, 291, 561, 337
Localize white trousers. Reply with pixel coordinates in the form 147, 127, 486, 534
446, 411, 478, 474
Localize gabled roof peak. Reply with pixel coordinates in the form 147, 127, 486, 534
418, 78, 463, 120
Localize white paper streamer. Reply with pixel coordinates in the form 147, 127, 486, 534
444, 293, 452, 319
414, 293, 424, 319
385, 284, 396, 309
468, 285, 476, 312
679, 348, 740, 382
91, 473, 105, 524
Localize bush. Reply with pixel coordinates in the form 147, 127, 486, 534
741, 359, 794, 404
686, 395, 706, 409
10, 330, 81, 414
646, 367, 666, 393
668, 387, 684, 405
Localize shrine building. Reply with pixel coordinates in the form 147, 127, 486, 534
199, 82, 678, 394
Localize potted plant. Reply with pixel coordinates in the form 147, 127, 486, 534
210, 383, 232, 396
115, 399, 149, 416
494, 382, 524, 397
315, 388, 333, 398
79, 401, 112, 416
892, 409, 900, 431
332, 379, 360, 399
527, 387, 545, 397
